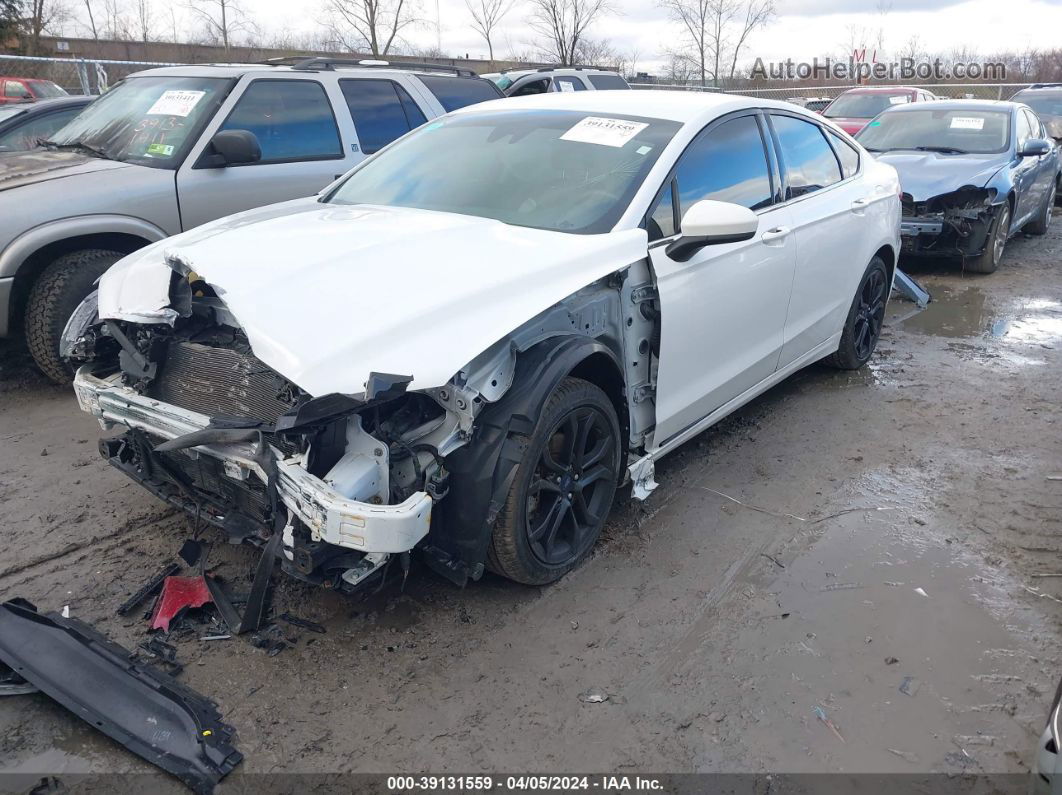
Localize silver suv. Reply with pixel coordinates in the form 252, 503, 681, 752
0, 56, 502, 381
484, 66, 630, 96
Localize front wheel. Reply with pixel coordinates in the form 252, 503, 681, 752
488, 377, 621, 585
965, 202, 1010, 274
824, 256, 888, 371
25, 249, 122, 383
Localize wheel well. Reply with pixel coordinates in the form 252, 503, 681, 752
568, 351, 630, 448
10, 233, 150, 328
874, 244, 896, 287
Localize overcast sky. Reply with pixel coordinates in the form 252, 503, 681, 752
80, 0, 1062, 74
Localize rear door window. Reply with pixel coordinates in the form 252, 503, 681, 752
771, 115, 843, 198
417, 75, 503, 111
340, 79, 426, 155
588, 73, 630, 90
219, 79, 342, 163
827, 131, 859, 179
554, 76, 586, 93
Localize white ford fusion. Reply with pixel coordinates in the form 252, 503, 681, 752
66, 91, 900, 590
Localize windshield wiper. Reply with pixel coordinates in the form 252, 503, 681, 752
41, 139, 113, 160
913, 145, 968, 155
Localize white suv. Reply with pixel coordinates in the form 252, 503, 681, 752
485, 67, 630, 96
67, 91, 900, 592
0, 56, 502, 382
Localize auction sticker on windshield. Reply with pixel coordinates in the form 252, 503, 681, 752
561, 117, 649, 147
950, 116, 985, 130
146, 90, 206, 117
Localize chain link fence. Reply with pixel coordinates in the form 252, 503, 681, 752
0, 54, 183, 95
630, 81, 1037, 103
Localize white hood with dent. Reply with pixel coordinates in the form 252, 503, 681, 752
99, 199, 647, 396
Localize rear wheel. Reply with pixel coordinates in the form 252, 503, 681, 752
488, 377, 621, 585
25, 249, 122, 384
965, 202, 1010, 274
825, 256, 888, 371
1025, 182, 1055, 236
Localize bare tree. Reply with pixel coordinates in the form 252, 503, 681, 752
725, 0, 773, 79
131, 0, 152, 41
527, 0, 615, 67
661, 0, 773, 87
464, 0, 514, 63
321, 0, 419, 57
23, 0, 71, 53
186, 0, 251, 53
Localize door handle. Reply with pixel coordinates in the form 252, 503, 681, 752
761, 226, 790, 243
851, 198, 870, 214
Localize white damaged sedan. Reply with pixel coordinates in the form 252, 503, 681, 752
66, 91, 900, 589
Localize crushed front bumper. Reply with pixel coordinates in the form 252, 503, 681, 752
74, 368, 432, 554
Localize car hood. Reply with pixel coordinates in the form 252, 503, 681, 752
98, 200, 648, 397
871, 151, 1006, 201
0, 149, 132, 192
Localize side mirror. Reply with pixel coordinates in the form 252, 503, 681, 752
665, 200, 759, 262
201, 129, 261, 167
1020, 138, 1051, 157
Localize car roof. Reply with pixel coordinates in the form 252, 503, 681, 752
839, 86, 919, 95
1013, 86, 1062, 94
127, 63, 478, 80
21, 96, 93, 111
882, 98, 1018, 113
452, 89, 810, 125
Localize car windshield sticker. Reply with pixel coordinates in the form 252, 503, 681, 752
146, 90, 205, 117
950, 116, 985, 130
636, 145, 652, 155
561, 117, 649, 147
146, 142, 175, 157
888, 95, 910, 104
558, 81, 575, 92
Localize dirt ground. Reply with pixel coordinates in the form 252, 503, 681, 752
1, 213, 1061, 788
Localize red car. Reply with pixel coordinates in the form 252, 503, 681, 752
0, 77, 69, 105
822, 86, 937, 135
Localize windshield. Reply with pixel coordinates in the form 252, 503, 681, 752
856, 108, 1010, 154
31, 81, 68, 98
1014, 94, 1062, 116
825, 93, 910, 118
326, 110, 680, 234
46, 75, 233, 168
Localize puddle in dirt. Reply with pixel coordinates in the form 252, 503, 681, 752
899, 285, 1062, 350
723, 467, 1058, 773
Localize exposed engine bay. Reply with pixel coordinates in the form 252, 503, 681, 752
67, 272, 469, 593
899, 187, 1001, 257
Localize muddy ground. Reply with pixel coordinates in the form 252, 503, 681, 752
1, 215, 1061, 789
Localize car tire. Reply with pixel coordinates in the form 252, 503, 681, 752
25, 249, 122, 384
487, 377, 621, 585
824, 256, 888, 371
965, 202, 1010, 274
1025, 182, 1055, 236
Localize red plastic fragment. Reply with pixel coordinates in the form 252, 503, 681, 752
149, 576, 213, 632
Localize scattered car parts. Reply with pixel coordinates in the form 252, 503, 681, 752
0, 599, 242, 794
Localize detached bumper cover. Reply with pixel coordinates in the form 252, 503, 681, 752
74, 368, 432, 554
0, 599, 241, 794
